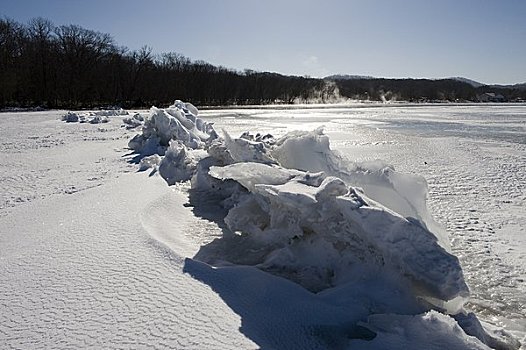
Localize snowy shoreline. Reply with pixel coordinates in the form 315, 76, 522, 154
2, 101, 524, 114
1, 104, 524, 349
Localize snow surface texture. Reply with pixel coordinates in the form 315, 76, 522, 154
0, 111, 256, 349
129, 101, 521, 349
1, 105, 523, 349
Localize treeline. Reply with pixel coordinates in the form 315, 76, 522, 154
1, 17, 525, 109
0, 17, 329, 108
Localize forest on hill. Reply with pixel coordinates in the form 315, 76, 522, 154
1, 17, 525, 109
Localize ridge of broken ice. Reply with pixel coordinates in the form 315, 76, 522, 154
209, 163, 467, 301
129, 100, 519, 349
61, 108, 128, 124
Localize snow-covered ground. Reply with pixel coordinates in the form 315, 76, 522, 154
0, 104, 524, 349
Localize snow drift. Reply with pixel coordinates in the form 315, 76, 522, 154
130, 100, 519, 349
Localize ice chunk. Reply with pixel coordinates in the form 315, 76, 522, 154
129, 102, 217, 156
61, 110, 119, 124
89, 115, 109, 124
184, 102, 199, 116
159, 141, 208, 185
62, 111, 80, 122
315, 176, 348, 200
210, 163, 306, 192
138, 154, 161, 171
123, 113, 144, 129
223, 130, 276, 164
271, 127, 340, 173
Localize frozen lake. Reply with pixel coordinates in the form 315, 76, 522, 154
1, 104, 525, 348
200, 104, 526, 334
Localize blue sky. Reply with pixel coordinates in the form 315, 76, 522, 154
2, 0, 525, 84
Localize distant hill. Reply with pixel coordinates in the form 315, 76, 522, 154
449, 77, 485, 88
327, 75, 486, 87
328, 74, 526, 92
435, 77, 526, 90
489, 83, 526, 90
